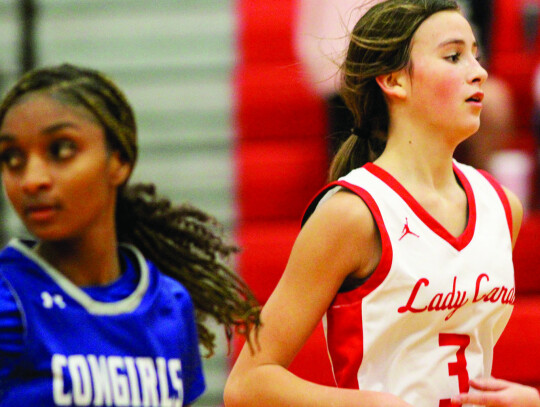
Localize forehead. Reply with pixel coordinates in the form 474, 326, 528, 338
411, 10, 476, 51
0, 91, 105, 142
3, 91, 100, 128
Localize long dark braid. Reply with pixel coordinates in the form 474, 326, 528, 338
0, 63, 261, 356
116, 184, 260, 356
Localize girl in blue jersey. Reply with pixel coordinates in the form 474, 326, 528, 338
225, 0, 539, 406
0, 64, 260, 406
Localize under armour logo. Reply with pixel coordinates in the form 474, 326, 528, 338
399, 218, 419, 241
41, 292, 66, 309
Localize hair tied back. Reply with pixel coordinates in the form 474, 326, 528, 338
351, 127, 368, 139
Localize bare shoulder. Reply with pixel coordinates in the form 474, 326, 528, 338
302, 188, 380, 279
304, 188, 377, 238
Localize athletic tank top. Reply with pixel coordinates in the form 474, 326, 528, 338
303, 162, 514, 407
0, 239, 205, 406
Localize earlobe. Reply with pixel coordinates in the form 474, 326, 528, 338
375, 71, 407, 100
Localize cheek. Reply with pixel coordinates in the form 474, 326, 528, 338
65, 171, 107, 203
434, 74, 461, 102
2, 175, 21, 209
63, 165, 115, 211
413, 64, 462, 107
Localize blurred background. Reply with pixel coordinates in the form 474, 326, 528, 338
0, 0, 539, 406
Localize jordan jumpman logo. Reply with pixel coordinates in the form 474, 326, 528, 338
399, 217, 419, 241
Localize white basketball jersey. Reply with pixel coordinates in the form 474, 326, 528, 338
306, 162, 515, 407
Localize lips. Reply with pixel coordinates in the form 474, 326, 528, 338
24, 203, 60, 221
466, 92, 484, 103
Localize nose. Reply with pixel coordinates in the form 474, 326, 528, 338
470, 58, 488, 85
21, 155, 52, 195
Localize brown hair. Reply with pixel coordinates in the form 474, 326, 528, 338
329, 0, 460, 181
0, 63, 261, 356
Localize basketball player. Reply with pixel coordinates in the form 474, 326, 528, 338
0, 64, 260, 406
224, 1, 536, 406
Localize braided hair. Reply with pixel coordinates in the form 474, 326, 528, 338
0, 63, 261, 356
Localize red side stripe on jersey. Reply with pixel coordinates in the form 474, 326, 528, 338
478, 170, 513, 241
364, 162, 477, 251
302, 179, 393, 389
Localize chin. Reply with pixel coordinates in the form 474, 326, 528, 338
29, 228, 72, 243
459, 120, 481, 138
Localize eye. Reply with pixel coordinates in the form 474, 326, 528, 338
446, 53, 461, 63
49, 139, 77, 161
0, 148, 25, 170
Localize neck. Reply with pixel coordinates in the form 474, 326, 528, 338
35, 227, 121, 287
376, 104, 478, 185
374, 116, 471, 191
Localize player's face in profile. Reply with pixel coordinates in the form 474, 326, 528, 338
403, 10, 487, 138
0, 91, 129, 241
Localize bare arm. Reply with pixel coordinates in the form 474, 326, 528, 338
224, 191, 413, 407
452, 378, 540, 407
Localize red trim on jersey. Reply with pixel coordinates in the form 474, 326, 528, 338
328, 181, 393, 305
301, 181, 393, 302
302, 179, 394, 389
478, 170, 513, 241
364, 162, 476, 251
327, 181, 393, 389
301, 181, 344, 226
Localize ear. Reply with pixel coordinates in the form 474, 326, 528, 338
375, 70, 407, 100
108, 151, 132, 187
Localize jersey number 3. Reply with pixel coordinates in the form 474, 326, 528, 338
439, 333, 470, 407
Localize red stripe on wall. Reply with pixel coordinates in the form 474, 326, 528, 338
233, 0, 334, 386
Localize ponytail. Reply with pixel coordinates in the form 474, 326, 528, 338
327, 109, 387, 182
328, 66, 389, 182
328, 132, 367, 182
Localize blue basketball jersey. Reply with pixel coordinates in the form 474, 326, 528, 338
0, 239, 205, 406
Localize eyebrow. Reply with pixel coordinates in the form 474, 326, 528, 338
438, 39, 478, 49
0, 122, 80, 143
42, 122, 80, 134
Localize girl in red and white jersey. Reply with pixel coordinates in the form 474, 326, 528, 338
225, 0, 539, 406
